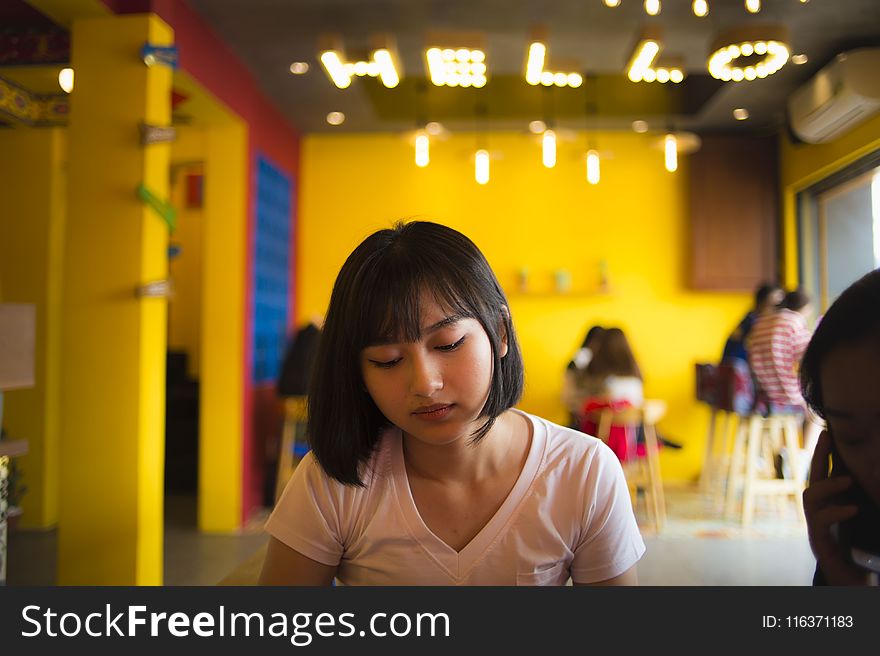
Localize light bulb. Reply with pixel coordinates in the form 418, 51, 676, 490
58, 67, 74, 93
475, 150, 490, 184
415, 134, 429, 167
586, 150, 600, 185
542, 130, 557, 168
645, 0, 661, 16
692, 0, 708, 17
664, 133, 678, 172
745, 0, 761, 13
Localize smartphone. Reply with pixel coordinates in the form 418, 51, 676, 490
829, 436, 880, 579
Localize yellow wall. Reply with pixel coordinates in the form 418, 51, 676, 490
298, 132, 751, 482
0, 126, 66, 528
168, 127, 205, 380
779, 113, 880, 287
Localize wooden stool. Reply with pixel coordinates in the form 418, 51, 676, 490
697, 362, 755, 509
699, 405, 739, 506
724, 413, 805, 527
586, 400, 667, 532
274, 396, 309, 503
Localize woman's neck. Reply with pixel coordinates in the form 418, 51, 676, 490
401, 411, 529, 485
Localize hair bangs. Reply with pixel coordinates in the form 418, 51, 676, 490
356, 248, 477, 349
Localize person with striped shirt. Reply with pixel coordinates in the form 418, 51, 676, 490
747, 289, 823, 468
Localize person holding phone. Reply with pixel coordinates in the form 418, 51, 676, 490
800, 269, 880, 586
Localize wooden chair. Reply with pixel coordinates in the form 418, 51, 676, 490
584, 399, 667, 532
274, 396, 309, 503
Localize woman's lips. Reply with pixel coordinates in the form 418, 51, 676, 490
412, 403, 454, 420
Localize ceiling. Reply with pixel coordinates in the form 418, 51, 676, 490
2, 1, 879, 136
184, 0, 880, 136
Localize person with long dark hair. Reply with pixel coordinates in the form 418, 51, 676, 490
259, 221, 645, 586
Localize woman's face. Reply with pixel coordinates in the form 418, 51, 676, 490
360, 296, 506, 446
820, 337, 880, 507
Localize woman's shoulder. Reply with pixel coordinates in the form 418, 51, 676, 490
523, 411, 609, 461
524, 413, 624, 495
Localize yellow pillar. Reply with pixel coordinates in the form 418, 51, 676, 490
170, 70, 249, 533
0, 127, 66, 529
198, 122, 247, 532
59, 14, 173, 585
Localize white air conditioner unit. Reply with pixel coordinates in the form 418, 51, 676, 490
787, 48, 880, 144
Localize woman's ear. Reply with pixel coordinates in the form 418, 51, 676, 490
498, 306, 510, 358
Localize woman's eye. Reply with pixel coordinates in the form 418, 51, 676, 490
369, 358, 401, 369
436, 336, 466, 352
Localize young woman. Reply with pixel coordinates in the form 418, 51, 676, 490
576, 327, 644, 461
800, 269, 880, 586
259, 221, 645, 585
582, 327, 643, 407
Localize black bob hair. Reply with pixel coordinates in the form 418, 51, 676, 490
307, 221, 525, 486
781, 288, 811, 312
754, 282, 781, 307
800, 269, 880, 419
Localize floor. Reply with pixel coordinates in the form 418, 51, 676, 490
6, 494, 270, 587
637, 485, 815, 585
6, 485, 816, 586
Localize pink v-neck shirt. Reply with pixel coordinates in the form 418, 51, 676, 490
266, 411, 646, 585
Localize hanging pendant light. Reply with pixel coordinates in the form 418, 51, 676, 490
415, 133, 429, 167
475, 149, 490, 184
542, 129, 557, 168
664, 133, 678, 172
586, 149, 600, 185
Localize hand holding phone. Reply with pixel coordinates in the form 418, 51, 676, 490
829, 437, 880, 582
804, 431, 876, 585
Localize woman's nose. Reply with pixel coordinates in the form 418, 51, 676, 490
409, 354, 443, 396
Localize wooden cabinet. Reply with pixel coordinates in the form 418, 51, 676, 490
689, 135, 779, 291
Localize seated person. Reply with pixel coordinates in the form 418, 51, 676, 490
578, 328, 644, 461
722, 282, 784, 365
582, 327, 643, 406
748, 289, 823, 461
579, 328, 682, 461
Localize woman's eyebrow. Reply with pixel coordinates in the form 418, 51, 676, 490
422, 314, 464, 335
364, 315, 464, 348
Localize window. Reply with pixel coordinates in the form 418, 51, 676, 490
798, 155, 880, 311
